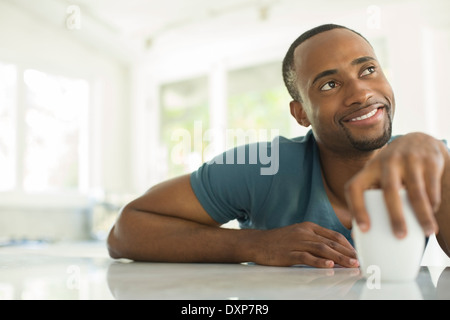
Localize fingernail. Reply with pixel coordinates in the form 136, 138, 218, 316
358, 222, 369, 232
395, 229, 406, 238
424, 226, 436, 237
325, 260, 334, 268
349, 258, 359, 267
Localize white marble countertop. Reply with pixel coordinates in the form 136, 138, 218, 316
0, 241, 449, 300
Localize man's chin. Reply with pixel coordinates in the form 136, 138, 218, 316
343, 123, 392, 152
350, 127, 392, 151
348, 134, 391, 151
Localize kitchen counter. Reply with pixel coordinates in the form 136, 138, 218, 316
0, 241, 449, 300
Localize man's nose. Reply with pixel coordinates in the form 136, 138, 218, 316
343, 79, 373, 107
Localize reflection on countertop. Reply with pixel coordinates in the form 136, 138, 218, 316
106, 262, 449, 300
0, 241, 449, 300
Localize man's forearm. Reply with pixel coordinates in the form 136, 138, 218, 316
107, 207, 361, 267
107, 207, 256, 263
435, 152, 450, 257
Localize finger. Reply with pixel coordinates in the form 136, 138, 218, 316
291, 251, 335, 268
404, 164, 438, 236
312, 224, 356, 253
425, 171, 442, 213
380, 163, 406, 238
316, 236, 360, 267
345, 169, 378, 232
315, 233, 357, 259
423, 155, 444, 213
382, 185, 406, 238
304, 240, 359, 268
292, 223, 358, 267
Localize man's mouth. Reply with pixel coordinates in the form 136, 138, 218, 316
341, 103, 385, 123
349, 108, 378, 122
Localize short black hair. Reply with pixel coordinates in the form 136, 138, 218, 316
282, 24, 368, 102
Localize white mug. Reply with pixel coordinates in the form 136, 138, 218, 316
352, 189, 425, 282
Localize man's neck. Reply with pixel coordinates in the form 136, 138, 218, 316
317, 145, 382, 207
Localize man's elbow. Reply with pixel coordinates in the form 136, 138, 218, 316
106, 205, 134, 260
107, 225, 123, 259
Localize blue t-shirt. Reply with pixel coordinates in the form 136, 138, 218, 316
190, 129, 353, 244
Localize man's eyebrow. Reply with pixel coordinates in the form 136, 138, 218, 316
351, 56, 376, 65
311, 69, 338, 86
311, 56, 376, 86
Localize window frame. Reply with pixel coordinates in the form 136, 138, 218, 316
0, 60, 91, 205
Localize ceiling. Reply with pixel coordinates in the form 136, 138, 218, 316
9, 0, 288, 61
7, 0, 450, 63
74, 0, 276, 39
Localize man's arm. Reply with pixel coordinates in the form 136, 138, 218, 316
435, 154, 450, 257
107, 174, 358, 267
107, 174, 247, 263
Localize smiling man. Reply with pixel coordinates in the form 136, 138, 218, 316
286, 25, 394, 155
107, 24, 450, 268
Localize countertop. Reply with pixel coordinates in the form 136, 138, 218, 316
0, 241, 449, 300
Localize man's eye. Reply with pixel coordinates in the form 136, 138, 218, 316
320, 81, 337, 91
360, 66, 376, 77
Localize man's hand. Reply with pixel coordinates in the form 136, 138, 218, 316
251, 221, 359, 268
345, 132, 449, 238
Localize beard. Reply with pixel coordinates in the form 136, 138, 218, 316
342, 112, 393, 152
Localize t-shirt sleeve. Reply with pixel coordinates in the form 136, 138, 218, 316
443, 139, 449, 152
189, 143, 274, 225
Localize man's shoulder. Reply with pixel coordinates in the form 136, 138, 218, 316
199, 129, 317, 179
388, 134, 402, 143
276, 129, 317, 159
279, 129, 315, 143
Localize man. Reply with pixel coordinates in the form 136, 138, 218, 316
107, 24, 450, 268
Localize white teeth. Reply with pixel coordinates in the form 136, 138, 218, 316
351, 108, 378, 122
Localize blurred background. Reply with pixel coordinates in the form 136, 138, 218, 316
0, 0, 449, 243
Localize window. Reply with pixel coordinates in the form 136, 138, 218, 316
160, 76, 209, 179
157, 63, 301, 180
227, 62, 295, 139
0, 63, 17, 192
0, 62, 90, 194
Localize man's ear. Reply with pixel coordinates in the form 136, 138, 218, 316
289, 101, 311, 127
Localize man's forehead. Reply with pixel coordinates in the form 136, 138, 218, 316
293, 28, 375, 77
